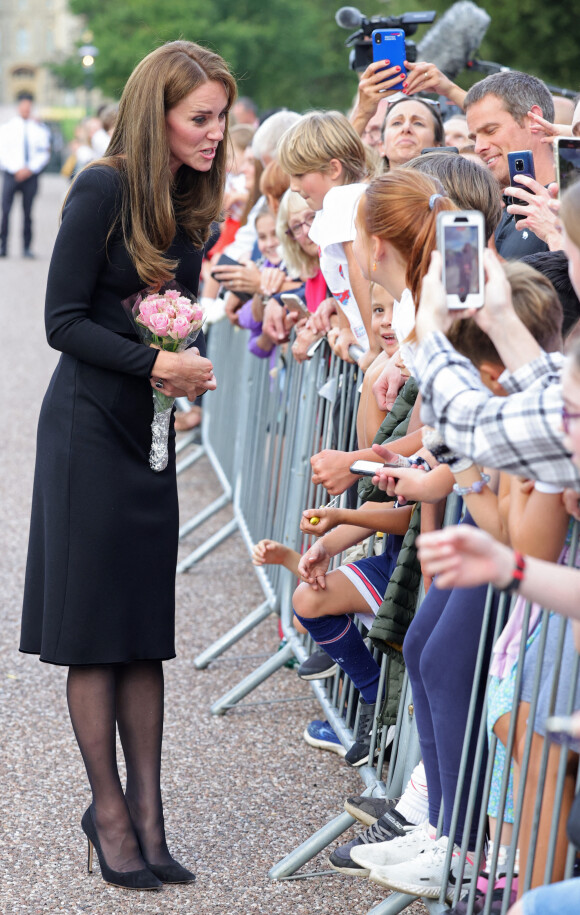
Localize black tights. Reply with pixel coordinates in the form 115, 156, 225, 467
67, 660, 173, 872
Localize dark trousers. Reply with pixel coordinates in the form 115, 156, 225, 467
1, 171, 38, 252
403, 519, 500, 848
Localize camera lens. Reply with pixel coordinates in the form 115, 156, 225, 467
516, 160, 524, 171
375, 34, 381, 44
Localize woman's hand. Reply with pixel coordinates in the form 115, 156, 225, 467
300, 507, 339, 536
309, 297, 338, 335
260, 266, 286, 297
350, 60, 405, 134
291, 322, 323, 362
402, 61, 466, 109
297, 540, 331, 590
151, 346, 216, 400
415, 251, 456, 344
211, 260, 262, 295
417, 525, 514, 590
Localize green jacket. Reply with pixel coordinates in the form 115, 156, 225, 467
356, 376, 423, 728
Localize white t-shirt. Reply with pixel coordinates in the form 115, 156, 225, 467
309, 183, 369, 351
392, 287, 415, 344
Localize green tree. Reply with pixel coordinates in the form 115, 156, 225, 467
53, 1, 580, 112
60, 0, 361, 110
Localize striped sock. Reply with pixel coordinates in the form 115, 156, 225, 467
293, 611, 381, 703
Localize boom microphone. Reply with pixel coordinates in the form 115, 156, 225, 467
335, 6, 366, 30
417, 1, 490, 79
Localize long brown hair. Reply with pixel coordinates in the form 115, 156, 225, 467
94, 40, 237, 286
358, 170, 456, 305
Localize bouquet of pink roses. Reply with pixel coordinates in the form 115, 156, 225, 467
123, 282, 204, 472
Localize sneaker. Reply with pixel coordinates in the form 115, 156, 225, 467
328, 808, 414, 876
297, 647, 337, 680
344, 700, 378, 767
303, 720, 346, 757
344, 794, 395, 827
350, 822, 432, 870
369, 835, 482, 902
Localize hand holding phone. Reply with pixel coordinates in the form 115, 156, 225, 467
280, 293, 309, 317
437, 210, 485, 309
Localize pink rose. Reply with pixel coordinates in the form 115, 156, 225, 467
176, 302, 194, 321
139, 299, 160, 320
164, 289, 181, 301
149, 312, 171, 336
169, 315, 192, 339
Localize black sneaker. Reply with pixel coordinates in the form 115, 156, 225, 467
344, 794, 396, 826
345, 700, 378, 767
328, 807, 413, 875
297, 647, 338, 680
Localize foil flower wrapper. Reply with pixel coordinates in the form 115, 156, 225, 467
122, 281, 204, 471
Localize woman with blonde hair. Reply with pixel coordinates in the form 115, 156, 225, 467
20, 40, 236, 890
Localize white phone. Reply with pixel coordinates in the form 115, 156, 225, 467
437, 210, 485, 310
280, 293, 309, 316
350, 456, 411, 476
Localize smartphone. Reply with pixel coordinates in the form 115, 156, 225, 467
350, 456, 412, 476
210, 253, 241, 279
507, 150, 536, 222
556, 137, 580, 196
280, 293, 309, 317
437, 210, 485, 309
545, 714, 580, 751
210, 253, 252, 303
372, 29, 406, 91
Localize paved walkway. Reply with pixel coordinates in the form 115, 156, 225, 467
0, 174, 426, 915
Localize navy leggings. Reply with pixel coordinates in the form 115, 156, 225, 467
403, 563, 500, 848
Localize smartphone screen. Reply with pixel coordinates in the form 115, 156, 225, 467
558, 139, 580, 193
443, 223, 481, 302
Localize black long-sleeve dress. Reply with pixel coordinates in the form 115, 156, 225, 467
20, 165, 204, 665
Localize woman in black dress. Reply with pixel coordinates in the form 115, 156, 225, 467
21, 41, 237, 890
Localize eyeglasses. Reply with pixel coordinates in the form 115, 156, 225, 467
285, 213, 315, 240
562, 405, 580, 433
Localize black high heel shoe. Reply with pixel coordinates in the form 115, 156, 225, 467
81, 806, 163, 890
144, 859, 196, 884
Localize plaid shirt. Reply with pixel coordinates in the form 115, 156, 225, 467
410, 332, 580, 489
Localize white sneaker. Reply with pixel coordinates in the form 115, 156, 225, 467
349, 823, 433, 870
369, 834, 482, 902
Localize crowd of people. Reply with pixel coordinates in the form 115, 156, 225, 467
12, 31, 580, 915
199, 57, 580, 915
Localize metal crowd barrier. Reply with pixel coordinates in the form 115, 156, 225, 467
177, 317, 580, 913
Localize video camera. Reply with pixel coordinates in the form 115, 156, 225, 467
335, 6, 436, 71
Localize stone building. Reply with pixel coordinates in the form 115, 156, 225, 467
0, 0, 90, 117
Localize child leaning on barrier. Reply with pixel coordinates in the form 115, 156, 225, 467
277, 110, 378, 366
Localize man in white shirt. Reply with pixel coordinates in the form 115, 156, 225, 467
0, 92, 51, 257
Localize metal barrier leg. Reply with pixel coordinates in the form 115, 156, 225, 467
193, 598, 276, 669
268, 811, 356, 879
367, 894, 433, 915
210, 639, 295, 715
177, 517, 238, 573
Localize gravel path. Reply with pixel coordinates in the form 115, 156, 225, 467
0, 174, 427, 915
